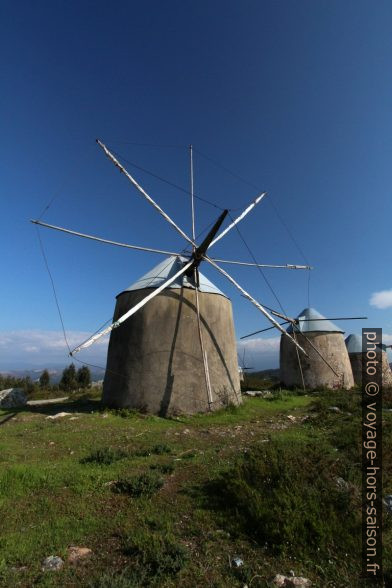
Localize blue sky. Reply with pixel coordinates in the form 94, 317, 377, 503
1, 0, 392, 370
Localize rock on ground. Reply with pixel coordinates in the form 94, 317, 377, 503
0, 388, 27, 408
46, 412, 72, 420
67, 546, 92, 564
273, 574, 311, 587
42, 556, 64, 571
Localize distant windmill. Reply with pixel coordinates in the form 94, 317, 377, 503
238, 348, 254, 386
242, 308, 367, 390
345, 335, 392, 388
32, 140, 312, 414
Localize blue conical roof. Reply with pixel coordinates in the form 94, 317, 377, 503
287, 307, 344, 334
118, 255, 227, 297
345, 334, 362, 353
345, 335, 387, 353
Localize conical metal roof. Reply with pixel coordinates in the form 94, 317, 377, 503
345, 334, 362, 353
346, 335, 388, 353
118, 255, 227, 297
287, 307, 344, 334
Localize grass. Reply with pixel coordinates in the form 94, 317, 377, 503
0, 390, 390, 586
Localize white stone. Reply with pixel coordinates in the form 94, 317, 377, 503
46, 412, 72, 420
273, 575, 311, 587
67, 546, 92, 564
42, 555, 64, 571
273, 575, 287, 587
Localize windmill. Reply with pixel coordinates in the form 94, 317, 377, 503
237, 348, 254, 387
32, 140, 312, 414
241, 308, 367, 390
345, 335, 392, 388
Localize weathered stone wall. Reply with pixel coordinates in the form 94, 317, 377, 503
280, 332, 354, 390
381, 351, 392, 388
103, 288, 241, 415
349, 350, 392, 388
349, 352, 362, 386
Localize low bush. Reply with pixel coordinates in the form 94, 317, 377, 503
208, 436, 361, 561
151, 443, 171, 455
150, 462, 174, 474
134, 443, 171, 457
112, 472, 164, 497
92, 533, 187, 587
123, 531, 188, 578
80, 447, 127, 465
112, 408, 141, 418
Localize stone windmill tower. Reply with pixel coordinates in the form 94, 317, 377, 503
346, 334, 392, 388
279, 307, 354, 389
102, 255, 241, 415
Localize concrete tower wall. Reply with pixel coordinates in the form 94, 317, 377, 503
348, 350, 392, 388
348, 352, 362, 385
280, 331, 354, 390
102, 287, 241, 415
381, 350, 392, 388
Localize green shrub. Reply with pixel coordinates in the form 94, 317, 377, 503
134, 443, 171, 457
210, 437, 361, 560
123, 532, 188, 578
92, 534, 187, 587
113, 472, 163, 497
150, 463, 174, 474
151, 443, 171, 455
80, 447, 127, 465
89, 569, 148, 587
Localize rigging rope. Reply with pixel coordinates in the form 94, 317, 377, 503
227, 211, 288, 317
37, 143, 96, 221
35, 227, 71, 355
109, 147, 226, 211
193, 146, 312, 307
35, 235, 178, 385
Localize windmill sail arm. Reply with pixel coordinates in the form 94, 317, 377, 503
96, 140, 195, 248
31, 220, 182, 256
71, 259, 193, 355
240, 322, 289, 339
210, 258, 312, 270
204, 256, 308, 356
208, 193, 266, 249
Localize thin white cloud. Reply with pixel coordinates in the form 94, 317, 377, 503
370, 289, 392, 309
237, 336, 280, 370
382, 333, 392, 346
0, 330, 109, 369
237, 336, 280, 353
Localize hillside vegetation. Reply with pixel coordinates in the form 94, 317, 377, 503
0, 389, 390, 587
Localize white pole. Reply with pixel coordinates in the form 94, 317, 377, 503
203, 349, 213, 407
204, 255, 308, 356
190, 144, 196, 249
190, 144, 213, 409
96, 140, 195, 248
194, 284, 213, 409
71, 259, 193, 355
208, 193, 266, 249
31, 220, 182, 257
209, 258, 312, 270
